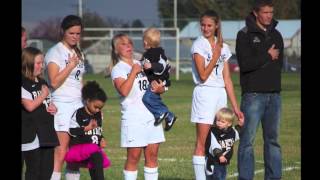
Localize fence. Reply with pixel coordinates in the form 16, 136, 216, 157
81, 27, 181, 79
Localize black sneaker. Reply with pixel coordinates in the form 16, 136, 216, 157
164, 116, 177, 131
154, 112, 169, 126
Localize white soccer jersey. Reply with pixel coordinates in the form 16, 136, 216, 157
111, 60, 154, 125
44, 42, 85, 102
191, 35, 232, 87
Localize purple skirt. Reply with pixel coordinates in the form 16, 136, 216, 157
65, 143, 111, 169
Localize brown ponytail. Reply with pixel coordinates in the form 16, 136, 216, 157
74, 45, 84, 61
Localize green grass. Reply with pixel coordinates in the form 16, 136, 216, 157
62, 72, 302, 179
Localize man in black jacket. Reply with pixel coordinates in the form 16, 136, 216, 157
236, 0, 283, 180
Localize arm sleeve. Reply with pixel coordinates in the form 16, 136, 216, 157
209, 132, 222, 157
222, 43, 232, 62
152, 56, 167, 75
151, 62, 165, 74
191, 40, 207, 59
44, 48, 63, 68
21, 87, 32, 100
111, 65, 127, 80
236, 31, 272, 73
212, 148, 223, 157
234, 125, 241, 141
69, 111, 85, 137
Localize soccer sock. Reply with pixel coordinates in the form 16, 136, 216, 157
50, 171, 61, 180
123, 170, 138, 180
65, 170, 80, 180
192, 155, 206, 180
144, 166, 158, 180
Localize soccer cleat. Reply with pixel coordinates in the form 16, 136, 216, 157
154, 112, 169, 126
164, 116, 177, 131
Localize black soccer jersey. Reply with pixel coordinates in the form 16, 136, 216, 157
21, 75, 59, 147
142, 47, 171, 87
205, 126, 240, 166
69, 107, 104, 146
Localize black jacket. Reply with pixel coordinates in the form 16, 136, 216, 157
236, 13, 284, 94
205, 126, 240, 166
141, 47, 171, 87
21, 75, 59, 147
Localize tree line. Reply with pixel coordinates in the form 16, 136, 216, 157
28, 0, 300, 49
158, 0, 301, 29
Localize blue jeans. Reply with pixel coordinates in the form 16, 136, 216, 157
207, 164, 226, 180
237, 93, 282, 180
142, 86, 174, 121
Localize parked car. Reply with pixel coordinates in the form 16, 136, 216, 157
228, 54, 240, 72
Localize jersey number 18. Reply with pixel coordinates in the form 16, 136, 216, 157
138, 80, 148, 91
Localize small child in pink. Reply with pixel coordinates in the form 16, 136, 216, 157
65, 81, 110, 179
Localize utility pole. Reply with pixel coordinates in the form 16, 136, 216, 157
173, 0, 180, 80
78, 0, 83, 18
174, 0, 177, 28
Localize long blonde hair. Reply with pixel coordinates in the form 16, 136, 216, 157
110, 33, 133, 66
22, 47, 43, 81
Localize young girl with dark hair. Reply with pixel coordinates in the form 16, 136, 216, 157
64, 81, 110, 180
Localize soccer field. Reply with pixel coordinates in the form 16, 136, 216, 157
72, 72, 301, 180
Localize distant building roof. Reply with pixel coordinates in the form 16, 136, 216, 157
180, 19, 301, 40
27, 39, 56, 53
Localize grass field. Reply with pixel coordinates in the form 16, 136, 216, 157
61, 72, 300, 180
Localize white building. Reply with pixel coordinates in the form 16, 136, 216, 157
180, 19, 301, 56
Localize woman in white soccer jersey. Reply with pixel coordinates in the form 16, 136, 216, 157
190, 10, 244, 180
44, 15, 85, 180
111, 33, 166, 180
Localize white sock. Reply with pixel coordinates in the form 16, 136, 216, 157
123, 170, 138, 180
144, 166, 158, 180
65, 170, 80, 180
193, 155, 206, 180
50, 171, 61, 180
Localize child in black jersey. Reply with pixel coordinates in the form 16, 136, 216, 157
205, 107, 242, 180
65, 81, 110, 180
21, 47, 59, 180
141, 27, 177, 131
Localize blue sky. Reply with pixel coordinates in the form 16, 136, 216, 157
22, 0, 160, 30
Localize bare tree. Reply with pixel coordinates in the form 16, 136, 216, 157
29, 17, 62, 43
158, 0, 300, 29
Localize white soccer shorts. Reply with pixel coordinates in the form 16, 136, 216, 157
53, 100, 83, 132
120, 119, 165, 147
191, 86, 227, 124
